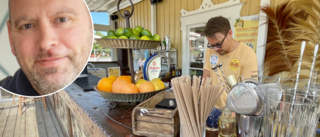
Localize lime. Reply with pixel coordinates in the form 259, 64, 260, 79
107, 35, 117, 39
141, 29, 152, 37
107, 30, 116, 36
116, 28, 124, 37
132, 29, 140, 37
140, 36, 151, 40
129, 35, 140, 40
118, 36, 128, 39
134, 26, 143, 33
123, 28, 134, 38
152, 34, 160, 41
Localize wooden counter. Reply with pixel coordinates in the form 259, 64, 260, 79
50, 83, 218, 137
49, 83, 137, 137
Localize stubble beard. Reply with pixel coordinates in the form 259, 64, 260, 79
217, 50, 226, 55
16, 40, 91, 96
29, 58, 81, 95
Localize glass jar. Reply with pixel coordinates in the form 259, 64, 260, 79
218, 107, 236, 137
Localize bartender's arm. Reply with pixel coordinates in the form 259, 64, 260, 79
203, 48, 213, 85
202, 69, 210, 85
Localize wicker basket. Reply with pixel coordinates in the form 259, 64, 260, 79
95, 38, 160, 49
95, 86, 164, 102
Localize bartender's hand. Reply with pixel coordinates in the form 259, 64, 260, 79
202, 69, 210, 85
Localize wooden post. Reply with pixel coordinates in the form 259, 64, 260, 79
43, 97, 47, 110
52, 94, 56, 109
66, 107, 73, 137
12, 94, 15, 104
117, 49, 130, 75
18, 96, 22, 116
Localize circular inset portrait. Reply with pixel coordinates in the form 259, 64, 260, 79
0, 0, 93, 96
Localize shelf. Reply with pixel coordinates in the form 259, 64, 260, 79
189, 47, 204, 50
162, 63, 177, 65
152, 50, 176, 52
95, 38, 160, 49
191, 58, 204, 61
189, 67, 203, 70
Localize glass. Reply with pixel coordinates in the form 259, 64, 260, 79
307, 84, 320, 96
207, 33, 227, 49
288, 89, 320, 136
237, 114, 263, 137
311, 71, 319, 85
90, 49, 112, 61
190, 70, 203, 77
302, 93, 320, 137
189, 27, 205, 48
190, 62, 204, 69
218, 108, 236, 137
180, 123, 206, 137
190, 49, 204, 63
187, 26, 206, 77
264, 93, 319, 137
190, 37, 205, 48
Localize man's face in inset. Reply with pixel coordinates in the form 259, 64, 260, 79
7, 0, 93, 95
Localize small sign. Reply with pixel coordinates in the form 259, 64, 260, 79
108, 67, 120, 77
210, 54, 218, 66
144, 54, 162, 81
233, 15, 259, 52
229, 58, 240, 71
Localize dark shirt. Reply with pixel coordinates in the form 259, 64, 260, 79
0, 69, 39, 96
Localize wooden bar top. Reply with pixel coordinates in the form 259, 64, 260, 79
58, 84, 139, 137
58, 83, 218, 137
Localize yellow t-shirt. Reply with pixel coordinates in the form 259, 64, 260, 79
204, 42, 258, 109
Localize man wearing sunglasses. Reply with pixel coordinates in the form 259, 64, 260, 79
202, 16, 258, 129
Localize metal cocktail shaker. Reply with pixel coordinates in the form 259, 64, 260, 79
226, 77, 265, 137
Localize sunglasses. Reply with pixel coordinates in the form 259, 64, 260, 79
207, 33, 228, 49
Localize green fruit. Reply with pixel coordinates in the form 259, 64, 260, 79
132, 29, 140, 37
129, 35, 140, 40
152, 34, 160, 41
123, 28, 134, 38
134, 26, 143, 33
118, 36, 128, 39
107, 30, 116, 36
141, 29, 152, 37
116, 28, 124, 37
107, 35, 117, 39
140, 36, 151, 40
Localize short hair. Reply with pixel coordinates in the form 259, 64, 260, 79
202, 16, 231, 37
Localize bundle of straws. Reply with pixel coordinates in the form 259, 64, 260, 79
171, 76, 224, 137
